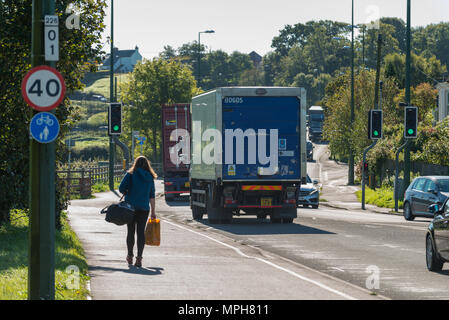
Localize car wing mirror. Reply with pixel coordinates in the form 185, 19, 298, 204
313, 179, 319, 185
428, 204, 439, 215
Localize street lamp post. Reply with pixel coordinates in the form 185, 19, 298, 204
348, 0, 355, 186
197, 30, 215, 88
109, 0, 115, 191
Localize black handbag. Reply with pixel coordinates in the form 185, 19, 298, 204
100, 174, 135, 226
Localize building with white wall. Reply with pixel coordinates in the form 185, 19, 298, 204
101, 46, 142, 73
436, 82, 449, 122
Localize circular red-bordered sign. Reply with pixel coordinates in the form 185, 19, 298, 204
22, 65, 66, 111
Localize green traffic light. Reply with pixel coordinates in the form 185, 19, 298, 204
373, 130, 379, 136
408, 129, 414, 135
113, 125, 119, 131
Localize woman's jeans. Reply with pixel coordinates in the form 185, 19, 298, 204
127, 209, 149, 258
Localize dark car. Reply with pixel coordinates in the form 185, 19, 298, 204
425, 200, 449, 271
298, 175, 319, 209
403, 176, 449, 221
306, 141, 314, 161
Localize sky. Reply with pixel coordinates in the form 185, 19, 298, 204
101, 0, 449, 60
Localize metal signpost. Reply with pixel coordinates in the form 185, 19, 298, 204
26, 0, 62, 300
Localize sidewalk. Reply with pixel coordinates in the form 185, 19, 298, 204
313, 144, 403, 217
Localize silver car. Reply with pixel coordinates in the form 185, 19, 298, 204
298, 175, 319, 209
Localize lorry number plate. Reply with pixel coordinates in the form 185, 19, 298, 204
261, 198, 272, 207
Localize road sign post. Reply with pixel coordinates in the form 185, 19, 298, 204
27, 0, 60, 300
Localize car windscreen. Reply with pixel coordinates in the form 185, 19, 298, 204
437, 179, 449, 192
306, 175, 312, 183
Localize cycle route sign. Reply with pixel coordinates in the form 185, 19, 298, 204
30, 112, 60, 143
22, 65, 65, 111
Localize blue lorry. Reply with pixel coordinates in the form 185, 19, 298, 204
189, 87, 307, 224
307, 106, 324, 142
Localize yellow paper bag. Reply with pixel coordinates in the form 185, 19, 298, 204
144, 218, 160, 246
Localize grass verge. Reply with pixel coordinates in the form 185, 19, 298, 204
0, 210, 90, 300
355, 186, 403, 209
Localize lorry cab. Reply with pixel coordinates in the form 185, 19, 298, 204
308, 106, 324, 142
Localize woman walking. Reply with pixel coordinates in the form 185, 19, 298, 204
119, 156, 157, 267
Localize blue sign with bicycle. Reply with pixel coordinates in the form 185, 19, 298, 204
30, 112, 60, 143
136, 136, 146, 145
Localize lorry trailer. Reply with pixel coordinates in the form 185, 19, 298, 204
189, 87, 307, 223
161, 104, 191, 200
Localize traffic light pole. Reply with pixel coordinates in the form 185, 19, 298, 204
395, 139, 411, 212
362, 140, 377, 210
348, 0, 355, 186
109, 0, 115, 191
28, 0, 56, 300
404, 0, 412, 193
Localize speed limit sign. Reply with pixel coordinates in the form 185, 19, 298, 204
22, 65, 66, 111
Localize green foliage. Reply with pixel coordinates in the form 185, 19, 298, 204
413, 22, 449, 69
0, 1, 107, 225
413, 118, 449, 166
120, 58, 199, 163
355, 186, 403, 209
322, 69, 400, 161
0, 210, 90, 300
384, 52, 446, 88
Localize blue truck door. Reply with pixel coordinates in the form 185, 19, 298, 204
222, 96, 300, 181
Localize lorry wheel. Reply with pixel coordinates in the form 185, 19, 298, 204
192, 206, 204, 220
282, 218, 294, 224
270, 216, 282, 224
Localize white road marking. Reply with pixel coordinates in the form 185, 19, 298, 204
162, 218, 357, 300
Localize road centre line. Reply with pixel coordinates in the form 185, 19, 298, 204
162, 218, 357, 300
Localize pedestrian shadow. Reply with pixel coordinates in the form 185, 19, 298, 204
198, 217, 335, 236
89, 265, 164, 276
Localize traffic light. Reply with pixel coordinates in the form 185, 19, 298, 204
368, 110, 382, 140
404, 106, 418, 138
108, 102, 122, 135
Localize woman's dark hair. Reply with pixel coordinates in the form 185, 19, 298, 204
128, 156, 157, 179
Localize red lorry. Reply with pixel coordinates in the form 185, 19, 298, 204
161, 104, 191, 201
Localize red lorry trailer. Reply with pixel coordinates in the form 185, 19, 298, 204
161, 104, 191, 200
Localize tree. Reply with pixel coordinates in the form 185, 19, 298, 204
363, 23, 400, 69
0, 0, 107, 225
120, 59, 199, 163
413, 23, 449, 71
384, 52, 446, 88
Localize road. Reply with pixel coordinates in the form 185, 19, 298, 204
69, 189, 380, 300
68, 144, 449, 300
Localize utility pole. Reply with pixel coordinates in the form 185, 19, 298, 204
109, 0, 115, 190
404, 0, 411, 192
348, 0, 355, 185
28, 0, 56, 300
